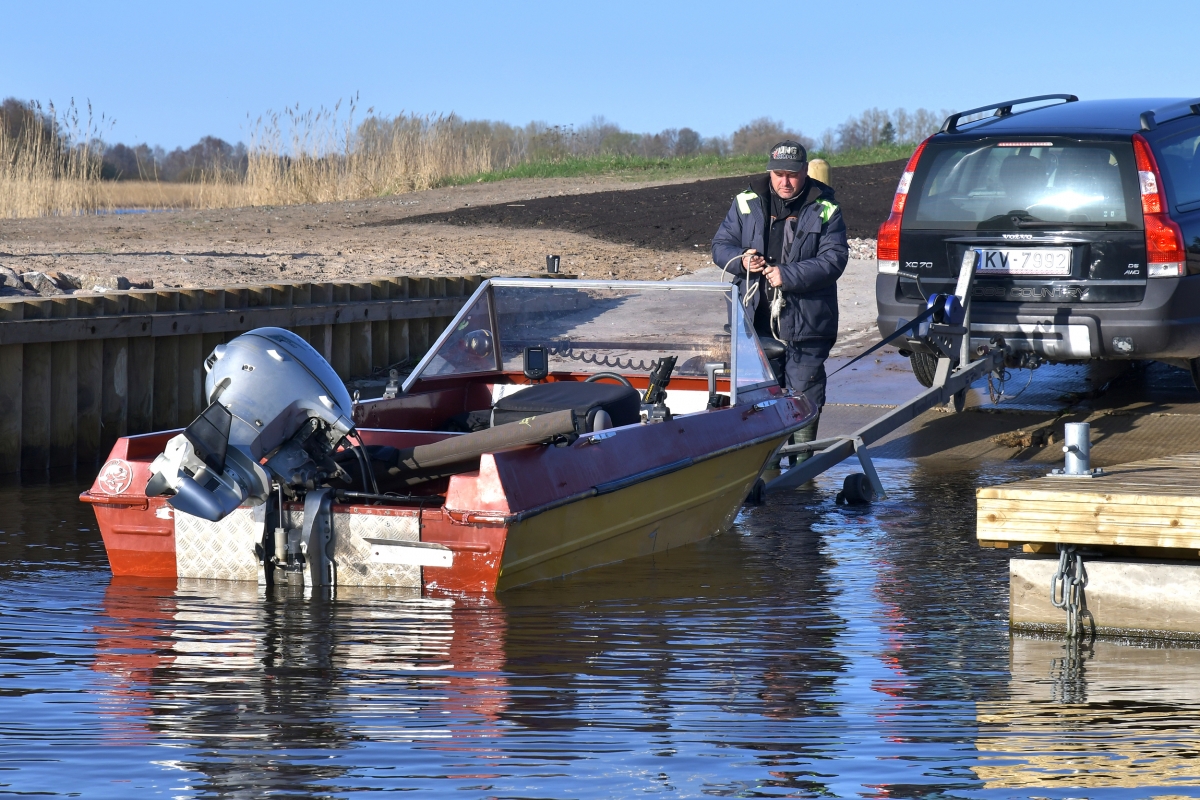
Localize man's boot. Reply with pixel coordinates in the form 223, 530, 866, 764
771, 415, 819, 471
789, 416, 819, 465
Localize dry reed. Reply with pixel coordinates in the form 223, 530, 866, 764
3, 99, 507, 217
239, 100, 496, 206
94, 180, 246, 209
0, 100, 106, 218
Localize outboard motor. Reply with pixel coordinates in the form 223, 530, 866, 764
145, 327, 356, 522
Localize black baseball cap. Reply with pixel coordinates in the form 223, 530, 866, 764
767, 140, 808, 172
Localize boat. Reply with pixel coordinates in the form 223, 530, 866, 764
81, 278, 816, 593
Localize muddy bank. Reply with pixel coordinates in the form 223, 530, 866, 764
400, 159, 903, 248
0, 161, 901, 294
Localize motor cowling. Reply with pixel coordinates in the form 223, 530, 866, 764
146, 327, 356, 521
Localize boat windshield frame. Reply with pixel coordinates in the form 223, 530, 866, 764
401, 278, 778, 404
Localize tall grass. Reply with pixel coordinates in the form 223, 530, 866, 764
0, 100, 105, 218
237, 100, 497, 206
95, 180, 244, 210
2, 99, 918, 218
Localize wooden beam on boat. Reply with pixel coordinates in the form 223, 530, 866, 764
0, 274, 476, 474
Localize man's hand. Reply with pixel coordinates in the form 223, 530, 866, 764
763, 265, 783, 288
741, 249, 766, 273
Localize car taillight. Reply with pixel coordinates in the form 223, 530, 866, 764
1133, 134, 1186, 277
877, 138, 930, 274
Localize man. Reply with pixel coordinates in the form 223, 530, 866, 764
711, 140, 848, 448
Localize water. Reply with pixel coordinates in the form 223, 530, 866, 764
3, 462, 1200, 798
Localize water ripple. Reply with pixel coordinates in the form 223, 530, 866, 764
0, 464, 1198, 796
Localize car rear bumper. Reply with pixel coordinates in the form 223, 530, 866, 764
876, 273, 1200, 361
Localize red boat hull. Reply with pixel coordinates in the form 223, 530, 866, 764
83, 387, 813, 592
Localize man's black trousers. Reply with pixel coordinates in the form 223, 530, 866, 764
781, 339, 833, 412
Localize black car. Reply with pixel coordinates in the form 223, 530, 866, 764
875, 94, 1200, 387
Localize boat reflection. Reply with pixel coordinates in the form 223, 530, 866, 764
88, 520, 852, 792
975, 635, 1200, 788
91, 577, 509, 791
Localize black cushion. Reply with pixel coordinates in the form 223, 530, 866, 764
759, 336, 786, 386
492, 381, 641, 432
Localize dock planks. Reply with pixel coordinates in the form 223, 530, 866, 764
977, 452, 1200, 551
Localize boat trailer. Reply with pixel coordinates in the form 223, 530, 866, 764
765, 250, 1010, 501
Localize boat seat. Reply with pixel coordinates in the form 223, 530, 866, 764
759, 337, 786, 387
487, 381, 642, 433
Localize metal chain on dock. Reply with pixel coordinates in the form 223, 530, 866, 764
1050, 545, 1089, 637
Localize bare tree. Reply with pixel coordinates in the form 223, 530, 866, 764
675, 128, 701, 157
731, 117, 812, 156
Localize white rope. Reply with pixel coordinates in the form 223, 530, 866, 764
721, 252, 786, 343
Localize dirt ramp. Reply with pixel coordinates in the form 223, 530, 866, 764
397, 159, 905, 249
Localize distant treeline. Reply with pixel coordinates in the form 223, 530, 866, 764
0, 96, 945, 217
101, 137, 248, 182
0, 97, 948, 183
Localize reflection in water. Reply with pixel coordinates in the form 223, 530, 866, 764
91, 579, 509, 795
4, 465, 1200, 795
976, 635, 1200, 790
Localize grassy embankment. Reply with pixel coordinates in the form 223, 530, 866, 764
442, 142, 917, 186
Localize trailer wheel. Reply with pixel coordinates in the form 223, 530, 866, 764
836, 473, 875, 505
909, 352, 937, 388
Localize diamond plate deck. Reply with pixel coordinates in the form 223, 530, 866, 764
175, 506, 264, 582
281, 508, 422, 588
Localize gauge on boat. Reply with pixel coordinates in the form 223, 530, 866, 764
523, 345, 549, 381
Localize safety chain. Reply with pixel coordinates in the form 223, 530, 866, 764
1050, 545, 1090, 637
986, 367, 1034, 405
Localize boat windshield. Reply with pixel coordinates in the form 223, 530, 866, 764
406, 279, 775, 395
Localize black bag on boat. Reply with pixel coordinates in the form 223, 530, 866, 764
490, 381, 641, 433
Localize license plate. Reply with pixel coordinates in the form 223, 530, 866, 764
974, 248, 1071, 276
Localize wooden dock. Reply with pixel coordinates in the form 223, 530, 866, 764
977, 452, 1200, 557
979, 451, 1200, 638
0, 275, 479, 475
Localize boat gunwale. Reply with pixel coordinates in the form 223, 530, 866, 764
506, 411, 813, 525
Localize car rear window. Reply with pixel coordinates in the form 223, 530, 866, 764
1157, 131, 1200, 213
906, 140, 1141, 231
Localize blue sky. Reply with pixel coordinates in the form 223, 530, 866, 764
3, 0, 1197, 149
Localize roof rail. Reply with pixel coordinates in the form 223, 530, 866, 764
940, 94, 1079, 134
1140, 98, 1200, 131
